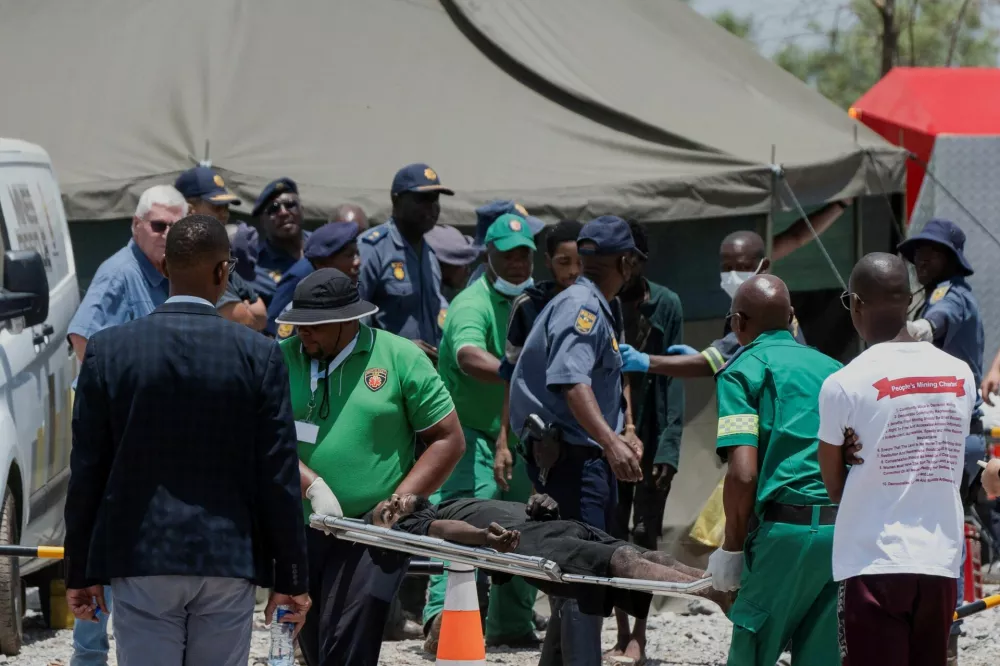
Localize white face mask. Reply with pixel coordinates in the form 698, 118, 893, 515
489, 258, 533, 298
720, 259, 763, 299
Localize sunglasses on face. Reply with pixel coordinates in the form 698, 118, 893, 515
268, 199, 300, 216
148, 220, 173, 234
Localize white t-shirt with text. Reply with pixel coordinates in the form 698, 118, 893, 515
817, 341, 974, 581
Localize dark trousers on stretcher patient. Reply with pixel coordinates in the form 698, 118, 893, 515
727, 503, 839, 666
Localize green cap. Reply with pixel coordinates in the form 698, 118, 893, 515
485, 214, 536, 252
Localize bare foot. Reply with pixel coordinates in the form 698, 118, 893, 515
624, 637, 646, 665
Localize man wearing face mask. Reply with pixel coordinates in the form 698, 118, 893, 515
620, 230, 807, 379
509, 215, 644, 666
466, 200, 547, 286
359, 164, 453, 362
422, 214, 540, 652
274, 269, 466, 666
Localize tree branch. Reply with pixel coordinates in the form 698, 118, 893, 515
946, 0, 974, 66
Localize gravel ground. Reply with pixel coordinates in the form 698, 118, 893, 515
11, 589, 999, 665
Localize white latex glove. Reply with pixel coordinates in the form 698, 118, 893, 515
906, 319, 934, 342
706, 548, 744, 592
305, 478, 343, 518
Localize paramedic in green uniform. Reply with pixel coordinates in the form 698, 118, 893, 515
274, 268, 466, 666
423, 214, 538, 650
706, 274, 842, 666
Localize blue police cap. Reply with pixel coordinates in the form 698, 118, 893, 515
390, 163, 455, 197
425, 224, 480, 266
174, 166, 241, 205
252, 177, 298, 217
473, 200, 545, 246
897, 218, 973, 276
304, 222, 360, 260
228, 223, 259, 281
578, 215, 646, 259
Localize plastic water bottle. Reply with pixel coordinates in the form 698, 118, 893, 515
268, 605, 295, 666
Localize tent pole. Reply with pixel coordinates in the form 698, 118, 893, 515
853, 198, 864, 355
765, 144, 776, 258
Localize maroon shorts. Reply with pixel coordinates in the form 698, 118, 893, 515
838, 573, 957, 666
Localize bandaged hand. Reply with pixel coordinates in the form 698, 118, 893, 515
906, 319, 934, 342
620, 344, 650, 373
666, 344, 698, 356
305, 478, 343, 518
706, 548, 744, 592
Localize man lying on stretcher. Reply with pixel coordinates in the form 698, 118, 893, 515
369, 493, 731, 618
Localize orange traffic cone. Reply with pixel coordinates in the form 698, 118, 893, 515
436, 563, 486, 665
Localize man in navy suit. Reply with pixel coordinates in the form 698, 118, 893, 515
65, 215, 311, 666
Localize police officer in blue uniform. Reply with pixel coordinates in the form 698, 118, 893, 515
358, 163, 452, 360
266, 222, 361, 338
251, 177, 311, 305
509, 215, 644, 666
466, 200, 546, 286
897, 217, 986, 659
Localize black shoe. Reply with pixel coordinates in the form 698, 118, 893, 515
948, 633, 959, 666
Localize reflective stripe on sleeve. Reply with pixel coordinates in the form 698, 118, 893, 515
702, 347, 725, 374
717, 414, 759, 438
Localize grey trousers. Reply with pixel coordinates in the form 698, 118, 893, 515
110, 576, 255, 666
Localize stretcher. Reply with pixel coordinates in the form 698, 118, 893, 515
310, 514, 714, 599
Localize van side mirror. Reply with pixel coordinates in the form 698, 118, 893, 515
0, 251, 49, 327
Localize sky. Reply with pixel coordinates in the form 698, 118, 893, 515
693, 0, 1000, 60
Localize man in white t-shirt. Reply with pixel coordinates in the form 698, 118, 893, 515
817, 253, 974, 666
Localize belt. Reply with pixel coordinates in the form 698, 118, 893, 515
762, 503, 838, 526
970, 419, 983, 436
520, 436, 604, 463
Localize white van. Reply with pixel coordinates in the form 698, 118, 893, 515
0, 138, 79, 654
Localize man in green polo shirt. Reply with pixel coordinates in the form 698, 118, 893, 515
274, 268, 466, 666
706, 274, 841, 666
423, 213, 538, 650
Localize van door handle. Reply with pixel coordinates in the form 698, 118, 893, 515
32, 332, 46, 346
42, 324, 54, 336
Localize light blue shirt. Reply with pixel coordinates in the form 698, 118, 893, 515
920, 277, 984, 413
509, 276, 625, 448
165, 295, 215, 307
68, 240, 169, 341
358, 219, 448, 346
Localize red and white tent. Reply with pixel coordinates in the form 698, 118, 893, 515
851, 67, 1000, 220
852, 67, 1000, 362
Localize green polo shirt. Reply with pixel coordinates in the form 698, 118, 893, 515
281, 325, 455, 520
437, 275, 510, 440
715, 329, 842, 514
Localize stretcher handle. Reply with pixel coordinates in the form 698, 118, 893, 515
0, 545, 63, 559
954, 593, 1000, 620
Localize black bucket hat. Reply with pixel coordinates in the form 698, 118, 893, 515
275, 268, 378, 326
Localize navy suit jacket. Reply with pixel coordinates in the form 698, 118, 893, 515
66, 301, 307, 594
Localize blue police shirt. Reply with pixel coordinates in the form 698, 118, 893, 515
358, 219, 448, 346
253, 231, 311, 305
265, 257, 315, 338
509, 276, 625, 448
68, 240, 169, 341
919, 278, 984, 410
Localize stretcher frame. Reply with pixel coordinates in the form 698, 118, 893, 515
310, 515, 714, 598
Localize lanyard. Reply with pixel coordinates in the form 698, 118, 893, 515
303, 334, 359, 422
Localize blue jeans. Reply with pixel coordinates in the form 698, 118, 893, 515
527, 447, 616, 666
953, 433, 987, 635
71, 585, 113, 666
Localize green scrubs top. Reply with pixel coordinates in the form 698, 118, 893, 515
437, 275, 511, 440
281, 325, 455, 520
715, 329, 842, 513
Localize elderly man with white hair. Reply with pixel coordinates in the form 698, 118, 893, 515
68, 184, 188, 362
65, 184, 187, 666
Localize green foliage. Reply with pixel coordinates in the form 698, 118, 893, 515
710, 0, 999, 109
713, 9, 756, 42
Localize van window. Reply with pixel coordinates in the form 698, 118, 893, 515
5, 174, 69, 286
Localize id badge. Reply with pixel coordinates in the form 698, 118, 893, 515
295, 421, 319, 445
